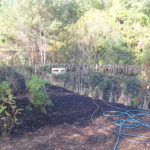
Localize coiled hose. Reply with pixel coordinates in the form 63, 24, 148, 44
91, 99, 150, 150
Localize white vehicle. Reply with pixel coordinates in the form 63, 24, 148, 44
51, 67, 66, 75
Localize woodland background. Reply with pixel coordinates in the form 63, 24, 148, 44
0, 0, 150, 67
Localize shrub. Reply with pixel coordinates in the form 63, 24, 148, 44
0, 81, 21, 136
26, 75, 52, 113
0, 66, 26, 94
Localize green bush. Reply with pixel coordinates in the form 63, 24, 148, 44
26, 75, 52, 113
0, 66, 26, 94
0, 81, 21, 136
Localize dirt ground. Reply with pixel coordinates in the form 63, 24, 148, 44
0, 86, 150, 150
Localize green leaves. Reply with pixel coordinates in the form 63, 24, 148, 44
0, 0, 150, 66
0, 105, 6, 114
0, 81, 21, 136
26, 75, 53, 113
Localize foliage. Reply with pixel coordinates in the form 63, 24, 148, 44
55, 71, 142, 104
0, 81, 21, 136
0, 0, 150, 67
124, 78, 141, 98
0, 66, 26, 94
26, 75, 52, 113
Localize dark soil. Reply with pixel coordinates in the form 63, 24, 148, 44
0, 85, 150, 150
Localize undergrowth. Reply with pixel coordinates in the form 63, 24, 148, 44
26, 75, 53, 114
0, 81, 21, 136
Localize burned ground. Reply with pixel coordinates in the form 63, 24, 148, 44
0, 86, 150, 150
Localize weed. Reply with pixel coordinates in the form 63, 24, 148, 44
0, 81, 21, 136
26, 75, 53, 114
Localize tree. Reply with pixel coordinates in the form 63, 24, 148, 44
0, 0, 150, 66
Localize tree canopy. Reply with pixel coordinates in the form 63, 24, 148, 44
0, 0, 150, 66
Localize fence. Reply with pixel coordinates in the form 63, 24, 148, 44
33, 63, 145, 76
